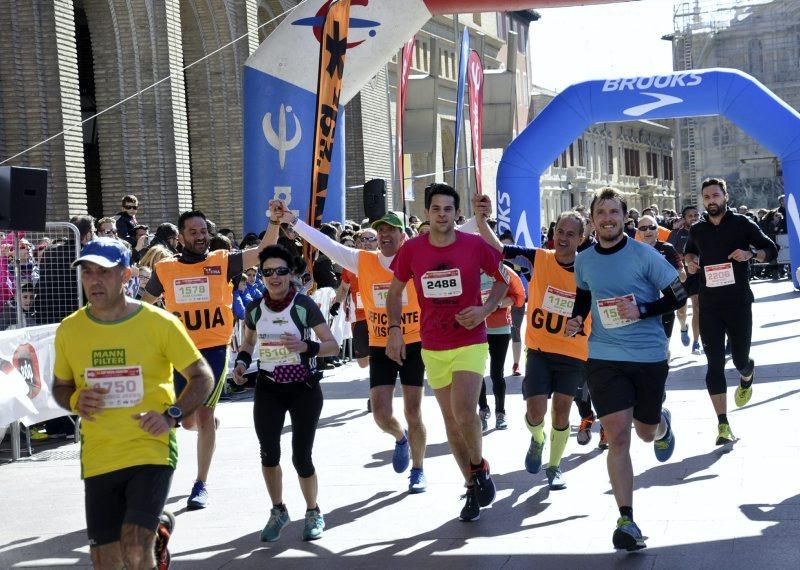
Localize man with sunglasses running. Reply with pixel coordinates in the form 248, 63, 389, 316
142, 210, 272, 509
267, 200, 429, 493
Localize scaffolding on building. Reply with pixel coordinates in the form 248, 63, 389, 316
671, 0, 797, 209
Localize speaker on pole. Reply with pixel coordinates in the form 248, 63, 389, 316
0, 166, 48, 231
363, 178, 386, 222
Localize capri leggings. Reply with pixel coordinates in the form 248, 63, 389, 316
479, 333, 510, 414
253, 374, 323, 478
510, 305, 525, 343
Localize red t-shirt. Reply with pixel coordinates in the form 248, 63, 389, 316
390, 232, 507, 350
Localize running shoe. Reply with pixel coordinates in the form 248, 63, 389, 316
472, 459, 496, 507
302, 509, 325, 541
680, 327, 690, 347
260, 507, 290, 542
598, 426, 609, 450
29, 427, 48, 441
691, 341, 702, 355
408, 467, 427, 494
459, 485, 480, 522
716, 423, 736, 446
735, 372, 754, 407
525, 436, 544, 474
187, 480, 208, 510
495, 412, 508, 430
392, 432, 410, 473
653, 408, 675, 462
612, 516, 647, 551
545, 466, 566, 490
479, 407, 491, 431
512, 363, 522, 376
155, 511, 175, 570
577, 416, 594, 446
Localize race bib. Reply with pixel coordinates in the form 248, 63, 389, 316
542, 285, 575, 317
704, 263, 735, 287
258, 334, 301, 366
173, 277, 210, 304
372, 283, 408, 308
596, 294, 638, 329
421, 269, 463, 299
85, 366, 144, 408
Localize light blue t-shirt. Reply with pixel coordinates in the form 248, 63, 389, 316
575, 236, 678, 363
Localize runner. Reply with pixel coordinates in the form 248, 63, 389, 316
232, 245, 339, 542
474, 195, 591, 490
683, 178, 777, 445
386, 183, 509, 521
142, 209, 270, 509
565, 187, 686, 551
477, 264, 525, 431
267, 201, 428, 493
668, 205, 702, 352
52, 238, 213, 569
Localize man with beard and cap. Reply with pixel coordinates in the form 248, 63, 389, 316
683, 178, 777, 446
266, 200, 429, 494
141, 210, 271, 510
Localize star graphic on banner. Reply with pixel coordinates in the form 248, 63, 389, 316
325, 21, 347, 78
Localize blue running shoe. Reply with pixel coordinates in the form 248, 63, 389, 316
654, 408, 675, 462
303, 509, 325, 541
680, 327, 690, 347
260, 507, 290, 542
525, 437, 545, 474
187, 480, 208, 510
613, 516, 647, 551
408, 467, 427, 494
392, 432, 410, 473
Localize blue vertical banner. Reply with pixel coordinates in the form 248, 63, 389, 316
453, 25, 469, 191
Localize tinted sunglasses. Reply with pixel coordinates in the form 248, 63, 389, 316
125, 205, 138, 210
261, 267, 291, 277
637, 225, 657, 231
360, 236, 377, 242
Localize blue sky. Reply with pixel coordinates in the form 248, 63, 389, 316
530, 0, 674, 91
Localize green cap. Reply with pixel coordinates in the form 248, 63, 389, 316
371, 212, 405, 231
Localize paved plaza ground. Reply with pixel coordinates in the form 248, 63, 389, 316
2, 278, 799, 569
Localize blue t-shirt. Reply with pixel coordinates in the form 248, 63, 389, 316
575, 236, 678, 363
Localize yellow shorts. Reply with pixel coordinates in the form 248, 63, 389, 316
421, 343, 489, 390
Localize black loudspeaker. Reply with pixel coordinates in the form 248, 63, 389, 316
363, 178, 387, 222
0, 166, 48, 231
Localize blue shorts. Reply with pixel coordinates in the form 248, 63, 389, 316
174, 345, 228, 408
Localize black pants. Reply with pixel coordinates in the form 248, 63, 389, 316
253, 375, 323, 478
575, 382, 594, 419
479, 333, 510, 414
699, 296, 755, 395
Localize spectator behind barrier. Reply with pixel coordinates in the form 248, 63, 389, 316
115, 194, 139, 246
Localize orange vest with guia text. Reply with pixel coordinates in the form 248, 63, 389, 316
357, 250, 421, 347
156, 250, 234, 349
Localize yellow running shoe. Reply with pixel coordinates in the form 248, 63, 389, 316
716, 423, 735, 446
734, 385, 752, 407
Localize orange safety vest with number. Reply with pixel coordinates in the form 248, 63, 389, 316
156, 249, 234, 349
525, 249, 590, 360
357, 250, 421, 347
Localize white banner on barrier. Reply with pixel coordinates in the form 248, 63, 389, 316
0, 324, 71, 426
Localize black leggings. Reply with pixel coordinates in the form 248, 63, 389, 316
479, 333, 510, 414
253, 376, 323, 478
699, 298, 754, 395
574, 382, 594, 419
662, 311, 675, 339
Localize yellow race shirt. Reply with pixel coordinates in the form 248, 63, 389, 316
54, 302, 202, 479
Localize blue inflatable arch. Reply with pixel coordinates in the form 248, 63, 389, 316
497, 68, 800, 289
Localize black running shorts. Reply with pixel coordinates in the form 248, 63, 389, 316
352, 320, 369, 360
369, 342, 424, 388
84, 465, 174, 546
522, 348, 586, 399
587, 359, 668, 425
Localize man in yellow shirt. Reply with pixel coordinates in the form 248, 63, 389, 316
53, 238, 213, 570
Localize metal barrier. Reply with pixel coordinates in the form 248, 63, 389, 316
1, 222, 82, 461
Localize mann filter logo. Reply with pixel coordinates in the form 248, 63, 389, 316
602, 73, 703, 92
623, 93, 683, 117
263, 104, 302, 169
92, 349, 126, 366
204, 266, 222, 275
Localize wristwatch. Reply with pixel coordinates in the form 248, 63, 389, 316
164, 405, 183, 428
637, 303, 648, 319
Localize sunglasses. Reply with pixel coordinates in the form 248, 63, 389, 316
637, 225, 657, 231
360, 236, 377, 242
261, 267, 291, 277
99, 229, 117, 236
125, 205, 138, 211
